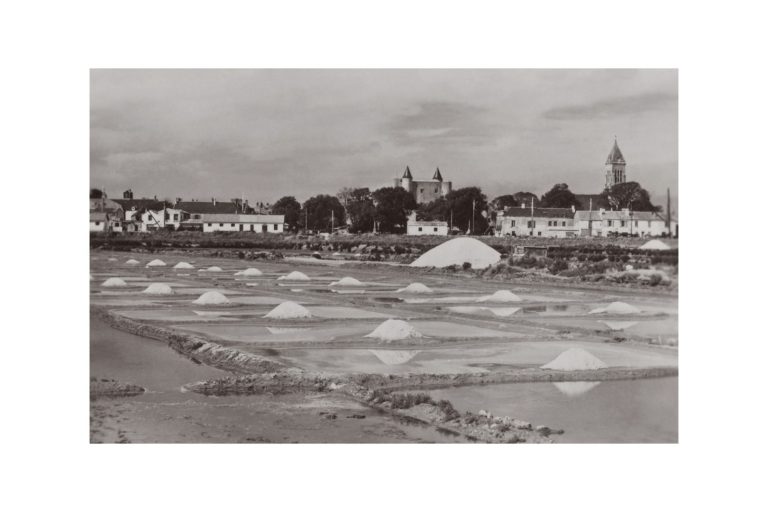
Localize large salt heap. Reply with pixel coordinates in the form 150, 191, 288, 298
142, 283, 174, 295
411, 237, 501, 269
589, 301, 641, 315
277, 271, 310, 281
101, 277, 127, 287
396, 282, 433, 294
639, 240, 671, 251
193, 291, 231, 305
365, 319, 423, 341
541, 348, 608, 370
146, 259, 166, 267
235, 268, 263, 277
264, 301, 312, 319
174, 261, 194, 269
329, 277, 363, 286
476, 290, 522, 303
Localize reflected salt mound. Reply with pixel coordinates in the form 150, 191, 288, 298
447, 306, 520, 317
101, 277, 127, 287
146, 259, 166, 267
235, 268, 263, 277
600, 320, 638, 331
369, 349, 421, 365
277, 271, 310, 281
200, 266, 223, 272
329, 276, 363, 286
193, 291, 230, 305
589, 301, 641, 315
174, 261, 194, 269
264, 301, 312, 319
541, 348, 608, 370
107, 257, 118, 262
142, 283, 174, 295
476, 290, 522, 303
552, 381, 601, 397
365, 319, 422, 341
266, 326, 310, 334
396, 282, 434, 294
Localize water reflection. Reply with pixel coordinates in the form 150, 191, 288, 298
369, 350, 421, 365
552, 381, 601, 397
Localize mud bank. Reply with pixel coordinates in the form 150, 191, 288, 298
90, 378, 145, 399
93, 307, 297, 375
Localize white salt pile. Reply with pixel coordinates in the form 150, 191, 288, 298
369, 350, 421, 365
174, 262, 194, 269
126, 259, 140, 265
235, 268, 263, 277
552, 381, 601, 397
396, 282, 433, 294
193, 291, 231, 305
142, 283, 174, 295
639, 239, 671, 251
365, 319, 423, 341
107, 257, 118, 262
541, 348, 608, 371
589, 301, 641, 315
264, 301, 312, 319
101, 277, 127, 287
146, 259, 166, 267
476, 290, 522, 303
199, 266, 223, 272
600, 320, 638, 331
411, 237, 501, 269
488, 307, 521, 317
329, 276, 363, 286
277, 271, 310, 281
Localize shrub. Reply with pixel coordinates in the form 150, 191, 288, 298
462, 261, 472, 271
548, 258, 569, 275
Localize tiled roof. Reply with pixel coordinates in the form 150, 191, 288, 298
90, 211, 108, 221
176, 201, 239, 214
112, 198, 165, 212
501, 207, 574, 219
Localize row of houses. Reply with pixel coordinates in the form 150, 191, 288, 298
90, 196, 285, 234
494, 205, 676, 238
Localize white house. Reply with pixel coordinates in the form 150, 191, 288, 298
140, 207, 188, 231
200, 214, 285, 233
495, 206, 578, 238
90, 211, 109, 232
574, 209, 676, 237
407, 213, 449, 236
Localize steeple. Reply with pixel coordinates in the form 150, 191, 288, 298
605, 137, 626, 165
432, 167, 443, 181
402, 166, 413, 179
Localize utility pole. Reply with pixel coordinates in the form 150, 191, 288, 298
666, 187, 671, 236
331, 209, 335, 233
471, 199, 476, 235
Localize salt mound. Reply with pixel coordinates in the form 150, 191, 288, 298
411, 237, 501, 269
200, 266, 223, 272
640, 240, 671, 251
142, 283, 174, 295
277, 271, 310, 281
329, 277, 363, 286
126, 259, 140, 265
600, 320, 638, 331
107, 257, 118, 262
369, 349, 421, 365
476, 290, 522, 303
488, 307, 520, 317
146, 259, 166, 267
101, 277, 127, 287
553, 381, 601, 397
589, 301, 641, 315
235, 268, 263, 277
365, 319, 423, 341
541, 348, 608, 371
396, 282, 433, 294
193, 291, 230, 305
264, 301, 312, 319
174, 261, 194, 269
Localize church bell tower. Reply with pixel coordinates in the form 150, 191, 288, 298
604, 138, 627, 189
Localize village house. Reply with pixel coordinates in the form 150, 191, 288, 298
406, 212, 449, 235
495, 204, 578, 238
574, 209, 676, 237
194, 214, 285, 233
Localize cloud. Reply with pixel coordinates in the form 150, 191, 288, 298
388, 101, 497, 146
542, 92, 677, 120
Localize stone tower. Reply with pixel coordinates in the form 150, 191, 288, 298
604, 138, 627, 189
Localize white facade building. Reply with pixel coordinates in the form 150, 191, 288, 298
574, 209, 676, 237
201, 214, 285, 233
407, 220, 449, 236
495, 207, 578, 238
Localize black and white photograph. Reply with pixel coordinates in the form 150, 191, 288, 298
89, 69, 678, 444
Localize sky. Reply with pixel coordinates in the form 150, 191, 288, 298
91, 69, 677, 209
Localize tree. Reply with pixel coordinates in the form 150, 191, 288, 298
539, 183, 581, 209
344, 188, 376, 233
512, 191, 539, 207
600, 181, 658, 212
491, 195, 519, 210
272, 196, 302, 231
371, 187, 418, 233
444, 186, 489, 234
416, 197, 450, 222
302, 195, 345, 232
90, 188, 104, 199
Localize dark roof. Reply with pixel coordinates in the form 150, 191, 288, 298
433, 167, 443, 181
606, 139, 626, 165
112, 198, 165, 212
402, 166, 413, 179
502, 207, 574, 219
175, 201, 239, 214
573, 194, 605, 210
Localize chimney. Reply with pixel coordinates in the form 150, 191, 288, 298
521, 201, 525, 209
212, 197, 216, 206
571, 205, 575, 213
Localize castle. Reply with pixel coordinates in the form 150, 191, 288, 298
393, 166, 452, 204
604, 138, 627, 189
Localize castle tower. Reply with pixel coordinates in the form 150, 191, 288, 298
433, 167, 443, 181
604, 138, 627, 189
394, 165, 414, 192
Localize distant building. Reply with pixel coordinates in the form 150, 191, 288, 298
495, 206, 578, 238
574, 209, 676, 237
604, 138, 627, 189
393, 166, 452, 204
195, 214, 285, 233
407, 212, 448, 236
